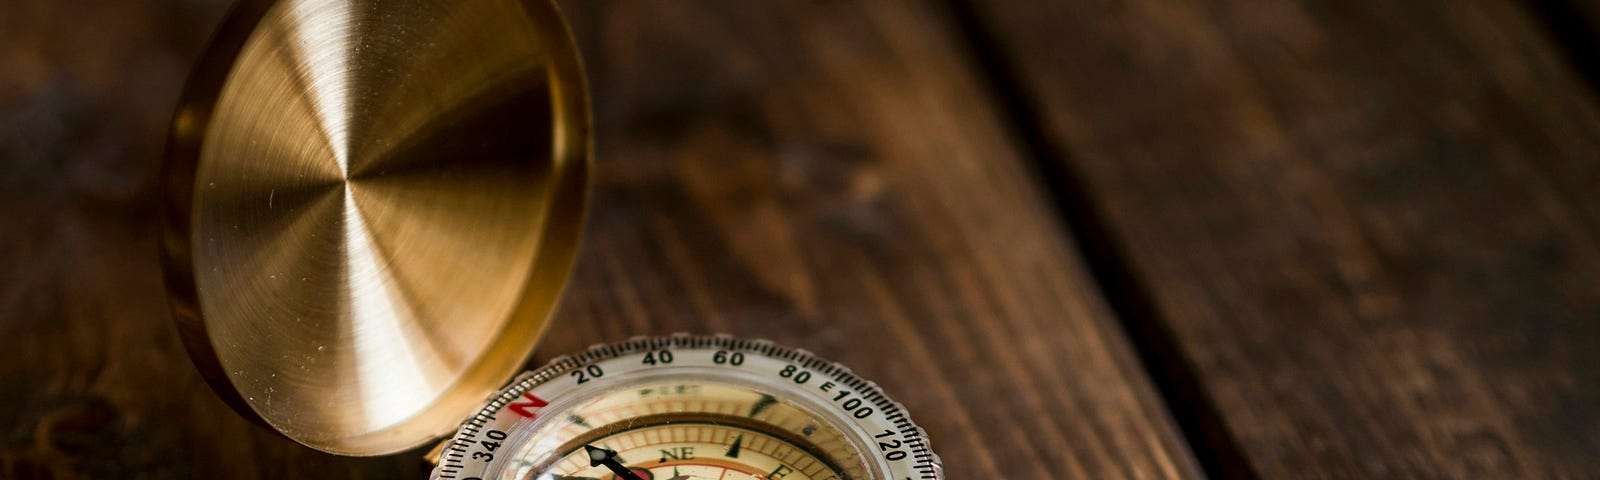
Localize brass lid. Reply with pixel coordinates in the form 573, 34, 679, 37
160, 0, 589, 456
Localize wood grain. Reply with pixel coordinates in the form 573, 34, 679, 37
538, 1, 1198, 478
965, 0, 1600, 476
0, 0, 1199, 477
1, 0, 421, 477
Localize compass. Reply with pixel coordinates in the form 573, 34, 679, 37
160, 0, 940, 478
431, 335, 939, 480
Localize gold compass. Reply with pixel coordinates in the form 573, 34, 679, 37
162, 0, 588, 456
161, 1, 940, 478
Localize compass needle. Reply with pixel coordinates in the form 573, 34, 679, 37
584, 445, 645, 480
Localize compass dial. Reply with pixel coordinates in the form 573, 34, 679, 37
554, 420, 841, 480
431, 336, 941, 480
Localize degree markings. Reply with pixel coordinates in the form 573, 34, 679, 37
431, 335, 940, 480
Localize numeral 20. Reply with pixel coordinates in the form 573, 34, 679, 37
570, 365, 604, 384
875, 429, 907, 461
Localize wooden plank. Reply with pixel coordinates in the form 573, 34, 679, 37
0, 0, 423, 477
0, 0, 1199, 478
965, 0, 1600, 476
1526, 0, 1600, 89
536, 1, 1198, 478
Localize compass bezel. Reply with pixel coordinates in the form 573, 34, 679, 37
432, 335, 943, 480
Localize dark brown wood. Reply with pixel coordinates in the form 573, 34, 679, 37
539, 1, 1198, 478
0, 0, 1199, 478
1525, 0, 1600, 90
966, 0, 1600, 476
0, 0, 413, 478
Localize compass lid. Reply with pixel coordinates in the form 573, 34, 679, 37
160, 0, 589, 456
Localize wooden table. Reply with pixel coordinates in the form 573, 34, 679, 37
3, 0, 1596, 477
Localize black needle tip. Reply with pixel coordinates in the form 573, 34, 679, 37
583, 444, 645, 480
583, 445, 612, 466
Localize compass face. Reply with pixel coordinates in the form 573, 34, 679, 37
431, 336, 941, 480
542, 412, 847, 480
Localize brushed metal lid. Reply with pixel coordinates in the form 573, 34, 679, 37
160, 0, 589, 456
